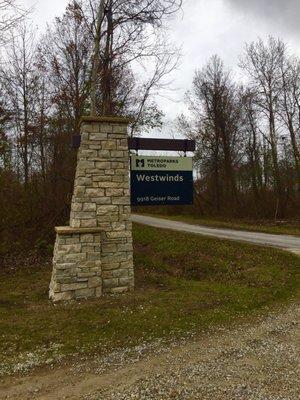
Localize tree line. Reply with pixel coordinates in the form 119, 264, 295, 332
0, 0, 181, 254
0, 1, 299, 258
179, 38, 300, 219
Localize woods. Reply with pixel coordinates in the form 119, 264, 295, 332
0, 0, 181, 255
0, 1, 299, 259
0, 1, 299, 395
179, 39, 300, 219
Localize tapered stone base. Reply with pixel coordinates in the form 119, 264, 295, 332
49, 116, 134, 302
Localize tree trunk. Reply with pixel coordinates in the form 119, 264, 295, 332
90, 0, 105, 116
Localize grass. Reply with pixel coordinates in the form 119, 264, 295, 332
0, 224, 299, 375
147, 214, 300, 236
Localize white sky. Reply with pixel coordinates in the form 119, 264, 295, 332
20, 0, 300, 137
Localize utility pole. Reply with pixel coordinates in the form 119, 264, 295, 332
90, 0, 105, 116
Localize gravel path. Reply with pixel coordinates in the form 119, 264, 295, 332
90, 303, 300, 400
131, 214, 300, 255
1, 303, 299, 400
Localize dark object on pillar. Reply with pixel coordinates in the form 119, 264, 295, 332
72, 134, 81, 149
72, 135, 196, 152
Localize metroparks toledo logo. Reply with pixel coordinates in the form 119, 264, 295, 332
136, 158, 145, 168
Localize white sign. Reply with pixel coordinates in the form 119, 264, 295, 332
131, 155, 193, 171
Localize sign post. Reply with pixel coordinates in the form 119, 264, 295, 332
130, 155, 193, 206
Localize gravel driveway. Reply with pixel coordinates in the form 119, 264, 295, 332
131, 214, 300, 255
2, 303, 299, 399
91, 303, 300, 400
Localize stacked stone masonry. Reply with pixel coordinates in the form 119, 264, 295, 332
49, 117, 134, 302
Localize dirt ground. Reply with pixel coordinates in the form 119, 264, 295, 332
0, 302, 299, 400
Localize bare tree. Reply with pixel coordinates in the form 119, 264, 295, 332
240, 88, 263, 202
81, 0, 182, 120
179, 56, 243, 211
180, 38, 299, 218
278, 56, 300, 188
128, 39, 179, 136
90, 0, 105, 115
0, 0, 28, 43
240, 37, 287, 216
0, 24, 38, 184
41, 2, 93, 134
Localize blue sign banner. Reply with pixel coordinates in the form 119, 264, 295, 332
130, 156, 193, 206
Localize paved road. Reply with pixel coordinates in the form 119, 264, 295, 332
131, 214, 300, 255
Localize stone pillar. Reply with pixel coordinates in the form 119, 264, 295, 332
49, 116, 134, 301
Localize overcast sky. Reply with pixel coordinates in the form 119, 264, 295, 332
20, 0, 300, 137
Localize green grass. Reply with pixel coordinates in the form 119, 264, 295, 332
0, 224, 299, 375
148, 214, 300, 236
